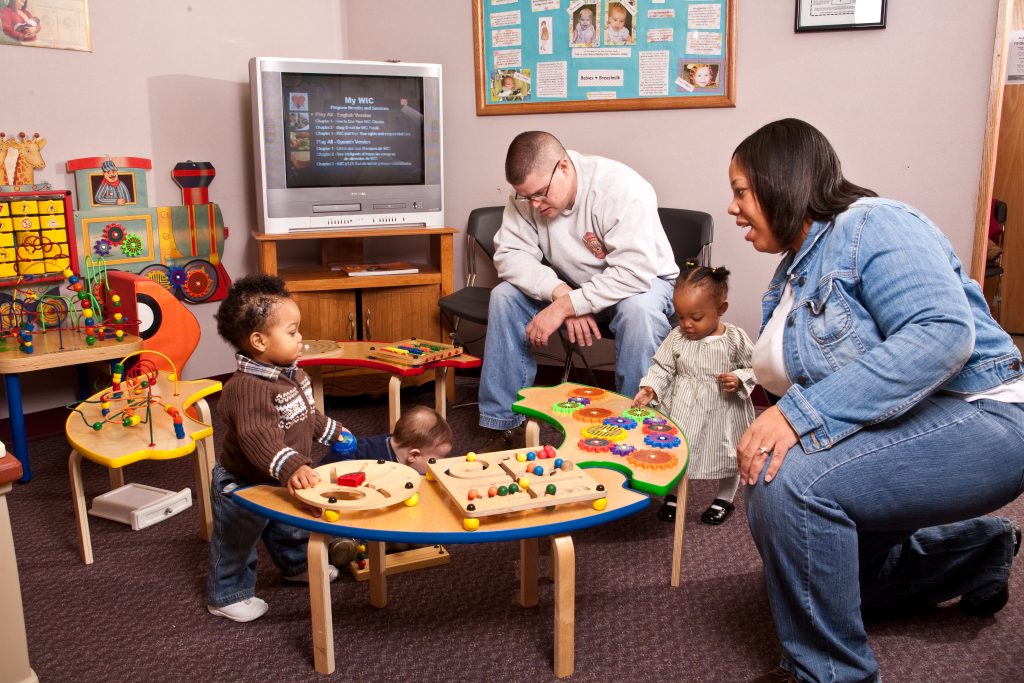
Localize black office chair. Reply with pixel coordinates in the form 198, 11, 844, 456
437, 206, 504, 347
985, 199, 1007, 322
558, 207, 715, 384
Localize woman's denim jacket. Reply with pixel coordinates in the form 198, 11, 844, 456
763, 197, 1023, 454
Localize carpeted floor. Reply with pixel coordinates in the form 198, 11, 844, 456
7, 376, 1023, 682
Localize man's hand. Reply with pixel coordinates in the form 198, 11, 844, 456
563, 314, 601, 346
526, 294, 576, 347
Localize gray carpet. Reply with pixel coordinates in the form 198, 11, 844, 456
8, 377, 1023, 682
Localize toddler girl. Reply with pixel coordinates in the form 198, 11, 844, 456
634, 265, 755, 525
572, 7, 597, 46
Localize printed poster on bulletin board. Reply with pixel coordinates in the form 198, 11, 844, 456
473, 0, 736, 115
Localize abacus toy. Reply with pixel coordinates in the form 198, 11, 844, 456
366, 338, 463, 367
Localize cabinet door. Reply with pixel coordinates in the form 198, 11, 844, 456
293, 290, 358, 341
360, 284, 442, 342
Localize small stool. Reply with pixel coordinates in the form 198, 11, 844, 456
65, 375, 221, 565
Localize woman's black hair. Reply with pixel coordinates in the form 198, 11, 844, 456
214, 274, 290, 352
676, 262, 729, 302
732, 118, 877, 250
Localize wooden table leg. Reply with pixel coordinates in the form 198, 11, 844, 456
309, 532, 335, 675
525, 419, 540, 448
519, 537, 539, 607
388, 376, 401, 433
190, 398, 215, 541
367, 540, 388, 608
68, 449, 93, 565
434, 367, 448, 421
308, 366, 325, 414
551, 535, 575, 678
108, 467, 124, 490
670, 475, 689, 588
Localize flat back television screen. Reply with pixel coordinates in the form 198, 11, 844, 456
250, 57, 444, 234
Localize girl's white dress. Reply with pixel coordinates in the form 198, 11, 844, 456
639, 323, 756, 480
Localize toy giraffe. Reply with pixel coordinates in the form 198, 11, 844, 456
8, 132, 46, 188
0, 133, 10, 185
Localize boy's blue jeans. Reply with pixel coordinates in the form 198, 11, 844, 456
478, 279, 675, 430
206, 463, 309, 608
747, 396, 1024, 683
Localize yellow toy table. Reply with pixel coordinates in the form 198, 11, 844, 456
64, 372, 221, 565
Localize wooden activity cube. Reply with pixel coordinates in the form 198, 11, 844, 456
426, 448, 607, 520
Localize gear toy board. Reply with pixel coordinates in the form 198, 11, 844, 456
512, 383, 689, 496
292, 460, 421, 513
426, 448, 607, 521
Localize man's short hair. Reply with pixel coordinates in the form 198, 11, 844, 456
505, 131, 565, 185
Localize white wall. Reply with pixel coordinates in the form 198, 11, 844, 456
2, 0, 345, 415
1, 0, 1000, 415
345, 0, 998, 366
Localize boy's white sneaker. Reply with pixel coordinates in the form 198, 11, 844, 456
284, 564, 340, 583
207, 596, 269, 623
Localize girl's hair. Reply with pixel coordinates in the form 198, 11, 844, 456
676, 262, 729, 303
686, 63, 715, 85
215, 274, 291, 351
732, 118, 876, 251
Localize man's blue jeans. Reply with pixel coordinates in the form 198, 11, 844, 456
747, 396, 1024, 682
478, 279, 675, 430
206, 464, 309, 608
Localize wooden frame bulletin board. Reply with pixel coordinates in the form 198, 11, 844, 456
473, 0, 736, 116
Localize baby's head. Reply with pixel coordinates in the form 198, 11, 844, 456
502, 75, 515, 89
391, 405, 454, 475
577, 8, 594, 28
673, 264, 730, 341
215, 274, 301, 365
687, 63, 715, 88
608, 3, 627, 30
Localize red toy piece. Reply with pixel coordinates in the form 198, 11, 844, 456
336, 472, 366, 487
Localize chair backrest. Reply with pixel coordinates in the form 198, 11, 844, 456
658, 207, 714, 269
465, 206, 504, 284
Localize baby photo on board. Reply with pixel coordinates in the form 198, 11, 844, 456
604, 1, 635, 46
677, 61, 721, 92
491, 69, 531, 102
570, 3, 598, 48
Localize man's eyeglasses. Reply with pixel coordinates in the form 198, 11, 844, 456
513, 159, 562, 204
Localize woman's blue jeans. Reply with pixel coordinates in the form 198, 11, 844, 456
206, 463, 310, 608
747, 396, 1024, 682
478, 279, 674, 430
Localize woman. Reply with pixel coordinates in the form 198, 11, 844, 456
730, 119, 1024, 683
1, 0, 40, 42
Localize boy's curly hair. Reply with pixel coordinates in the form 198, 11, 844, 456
214, 274, 291, 352
676, 261, 730, 303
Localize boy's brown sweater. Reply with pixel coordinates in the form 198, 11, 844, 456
217, 360, 341, 485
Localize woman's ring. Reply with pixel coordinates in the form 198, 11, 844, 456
758, 446, 770, 455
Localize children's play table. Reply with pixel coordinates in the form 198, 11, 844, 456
233, 453, 649, 678
0, 330, 144, 482
298, 339, 480, 430
512, 382, 691, 587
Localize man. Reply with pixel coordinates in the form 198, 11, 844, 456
479, 131, 679, 450
94, 160, 132, 206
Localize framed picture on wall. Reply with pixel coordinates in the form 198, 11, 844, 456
795, 0, 886, 33
0, 0, 91, 51
472, 0, 737, 116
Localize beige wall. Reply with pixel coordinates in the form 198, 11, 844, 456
0, 0, 1000, 414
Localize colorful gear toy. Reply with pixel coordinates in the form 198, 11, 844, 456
643, 416, 668, 426
623, 406, 656, 421
572, 407, 614, 423
578, 437, 611, 452
552, 400, 583, 414
643, 422, 678, 436
644, 433, 681, 448
610, 443, 636, 457
168, 267, 188, 288
569, 386, 606, 401
581, 423, 627, 442
102, 223, 125, 245
626, 448, 679, 470
603, 416, 637, 430
121, 233, 143, 257
93, 239, 112, 256
566, 396, 591, 406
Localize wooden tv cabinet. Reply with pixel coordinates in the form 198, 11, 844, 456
252, 226, 458, 398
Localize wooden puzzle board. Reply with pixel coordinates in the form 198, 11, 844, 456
366, 338, 462, 366
512, 383, 689, 495
426, 449, 605, 519
293, 460, 421, 513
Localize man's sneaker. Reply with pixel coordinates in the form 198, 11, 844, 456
481, 424, 527, 452
329, 538, 361, 566
207, 597, 269, 623
283, 564, 340, 584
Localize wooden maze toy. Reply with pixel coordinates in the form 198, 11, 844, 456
366, 338, 463, 367
292, 460, 422, 521
512, 383, 689, 497
426, 447, 609, 531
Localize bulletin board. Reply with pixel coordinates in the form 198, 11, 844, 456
473, 0, 736, 115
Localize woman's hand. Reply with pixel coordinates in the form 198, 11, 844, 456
737, 405, 799, 485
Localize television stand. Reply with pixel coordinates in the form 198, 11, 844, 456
252, 226, 458, 399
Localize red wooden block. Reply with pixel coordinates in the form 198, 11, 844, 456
337, 472, 366, 487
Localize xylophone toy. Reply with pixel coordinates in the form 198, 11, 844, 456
366, 338, 463, 367
426, 446, 609, 531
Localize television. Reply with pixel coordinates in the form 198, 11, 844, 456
249, 57, 444, 234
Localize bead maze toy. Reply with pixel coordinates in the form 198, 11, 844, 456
426, 447, 608, 531
64, 349, 222, 564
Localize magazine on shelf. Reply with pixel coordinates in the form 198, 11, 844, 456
332, 261, 420, 276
